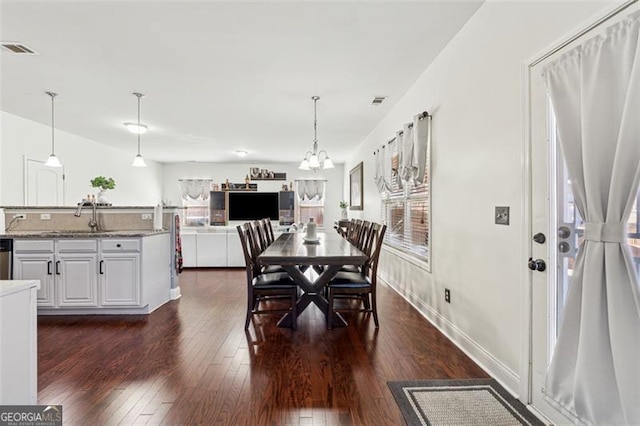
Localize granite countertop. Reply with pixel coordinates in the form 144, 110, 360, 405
1, 229, 170, 238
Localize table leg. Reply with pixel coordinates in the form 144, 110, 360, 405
276, 264, 348, 328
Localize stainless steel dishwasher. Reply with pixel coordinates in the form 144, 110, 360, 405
0, 238, 13, 280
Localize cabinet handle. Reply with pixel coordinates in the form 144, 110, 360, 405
47, 260, 53, 275
55, 260, 61, 275
99, 260, 104, 275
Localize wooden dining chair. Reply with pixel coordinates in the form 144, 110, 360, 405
261, 218, 275, 245
237, 223, 298, 330
347, 219, 363, 245
327, 223, 386, 329
252, 220, 268, 253
340, 221, 374, 274
248, 221, 285, 274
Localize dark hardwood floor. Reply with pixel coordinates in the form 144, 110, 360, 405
37, 268, 488, 425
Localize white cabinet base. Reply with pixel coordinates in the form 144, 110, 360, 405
0, 280, 39, 405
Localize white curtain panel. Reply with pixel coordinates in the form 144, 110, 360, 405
412, 114, 430, 185
543, 12, 640, 425
383, 141, 394, 191
400, 122, 414, 185
393, 130, 403, 189
373, 149, 387, 194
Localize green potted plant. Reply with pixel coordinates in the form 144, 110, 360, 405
339, 200, 349, 219
90, 176, 116, 204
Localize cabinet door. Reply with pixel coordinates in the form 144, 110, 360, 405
100, 253, 141, 306
196, 233, 227, 267
13, 254, 55, 307
181, 233, 197, 267
56, 253, 98, 307
226, 232, 245, 267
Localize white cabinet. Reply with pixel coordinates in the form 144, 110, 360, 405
14, 239, 98, 308
181, 233, 197, 267
196, 232, 227, 267
56, 252, 98, 307
13, 234, 170, 314
0, 280, 39, 405
99, 239, 141, 306
227, 231, 245, 267
13, 253, 55, 306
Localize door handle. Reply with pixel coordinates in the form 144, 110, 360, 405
99, 260, 104, 275
55, 260, 61, 275
47, 260, 53, 275
528, 258, 546, 272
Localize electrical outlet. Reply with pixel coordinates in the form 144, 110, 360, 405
444, 288, 451, 304
141, 213, 152, 220
13, 213, 26, 220
40, 213, 51, 220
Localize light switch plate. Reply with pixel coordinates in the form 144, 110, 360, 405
40, 213, 51, 220
495, 206, 510, 225
141, 213, 152, 220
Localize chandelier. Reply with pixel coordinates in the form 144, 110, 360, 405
299, 96, 334, 171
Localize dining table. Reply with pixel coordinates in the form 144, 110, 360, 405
258, 231, 367, 328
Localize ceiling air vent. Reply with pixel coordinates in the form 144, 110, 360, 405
371, 96, 387, 106
1, 43, 37, 54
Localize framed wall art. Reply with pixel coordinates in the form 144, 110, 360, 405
349, 162, 363, 210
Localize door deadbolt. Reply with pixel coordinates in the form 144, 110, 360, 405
533, 233, 546, 244
528, 258, 546, 272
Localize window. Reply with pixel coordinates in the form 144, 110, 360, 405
295, 179, 326, 227
381, 179, 429, 260
376, 113, 431, 266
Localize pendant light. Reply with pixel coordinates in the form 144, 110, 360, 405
130, 92, 147, 167
44, 91, 62, 168
299, 96, 334, 171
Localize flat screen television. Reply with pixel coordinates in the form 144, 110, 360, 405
228, 192, 279, 221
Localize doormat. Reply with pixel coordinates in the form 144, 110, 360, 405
388, 378, 544, 425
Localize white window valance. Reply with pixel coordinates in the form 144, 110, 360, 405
179, 179, 212, 201
295, 179, 326, 206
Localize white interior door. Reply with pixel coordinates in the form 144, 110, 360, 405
527, 3, 638, 423
25, 158, 65, 206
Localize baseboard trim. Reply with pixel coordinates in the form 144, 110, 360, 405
170, 286, 181, 300
379, 275, 521, 399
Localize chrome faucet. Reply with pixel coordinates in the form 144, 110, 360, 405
74, 201, 99, 232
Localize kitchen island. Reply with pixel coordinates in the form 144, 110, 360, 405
1, 206, 181, 314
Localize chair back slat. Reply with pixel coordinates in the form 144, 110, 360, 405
357, 221, 371, 250
246, 222, 265, 276
262, 218, 275, 245
363, 223, 387, 277
237, 223, 256, 281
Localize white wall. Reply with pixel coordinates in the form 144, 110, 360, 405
1, 112, 163, 206
163, 162, 344, 227
344, 0, 614, 394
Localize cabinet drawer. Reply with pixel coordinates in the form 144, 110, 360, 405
14, 239, 54, 253
56, 239, 97, 252
101, 239, 141, 252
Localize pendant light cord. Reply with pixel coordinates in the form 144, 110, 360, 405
134, 92, 144, 156
46, 92, 57, 154
312, 95, 319, 153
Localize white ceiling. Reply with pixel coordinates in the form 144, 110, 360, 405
0, 1, 482, 164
